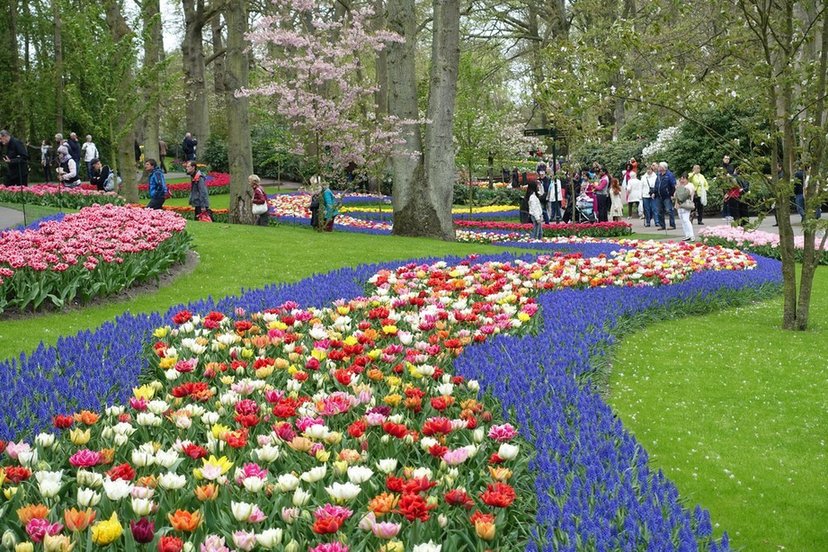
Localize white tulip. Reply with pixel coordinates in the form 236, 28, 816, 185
498, 442, 520, 460
292, 487, 311, 507
76, 470, 103, 488
157, 472, 187, 490
77, 487, 101, 507
376, 458, 398, 474
103, 478, 133, 500
276, 473, 300, 492
256, 528, 284, 549
300, 465, 327, 483
34, 433, 55, 449
347, 466, 374, 484
231, 501, 254, 522
325, 482, 361, 502
131, 497, 155, 516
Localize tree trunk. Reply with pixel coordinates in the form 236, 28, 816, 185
182, 0, 210, 146
53, 0, 63, 134
374, 0, 388, 116
224, 0, 254, 224
387, 0, 428, 237
142, 0, 163, 163
211, 15, 226, 98
105, 0, 140, 203
422, 0, 460, 240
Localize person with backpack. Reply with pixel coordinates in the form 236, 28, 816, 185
184, 160, 210, 220
89, 158, 112, 191
145, 158, 167, 209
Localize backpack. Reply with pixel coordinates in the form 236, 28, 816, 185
103, 167, 122, 192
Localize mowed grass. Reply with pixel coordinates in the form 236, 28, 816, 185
608, 270, 828, 551
0, 222, 508, 361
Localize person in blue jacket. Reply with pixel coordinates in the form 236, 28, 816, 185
654, 161, 676, 230
322, 180, 339, 231
145, 158, 167, 209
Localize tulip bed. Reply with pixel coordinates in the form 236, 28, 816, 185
0, 239, 778, 552
699, 224, 828, 265
455, 220, 632, 238
0, 186, 124, 210
0, 205, 190, 314
138, 173, 231, 200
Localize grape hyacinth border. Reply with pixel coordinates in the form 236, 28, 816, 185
0, 234, 781, 550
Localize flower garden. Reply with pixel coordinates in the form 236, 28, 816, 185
0, 184, 817, 551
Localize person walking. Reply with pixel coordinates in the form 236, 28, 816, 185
67, 132, 82, 169
0, 130, 29, 186
40, 140, 53, 184
527, 181, 543, 239
625, 170, 642, 219
654, 162, 676, 230
182, 133, 198, 162
594, 167, 610, 222
81, 135, 99, 181
185, 160, 210, 219
674, 174, 695, 241
689, 164, 709, 224
322, 180, 339, 232
145, 158, 167, 209
641, 163, 657, 227
249, 174, 269, 226
158, 139, 168, 173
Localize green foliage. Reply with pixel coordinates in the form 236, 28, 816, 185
571, 139, 644, 174
201, 135, 229, 173
452, 184, 523, 206
660, 102, 761, 176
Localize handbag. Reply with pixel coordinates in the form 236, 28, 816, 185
252, 202, 268, 215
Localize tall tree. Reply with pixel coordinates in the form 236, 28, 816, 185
142, 0, 164, 163
224, 0, 254, 224
182, 0, 221, 145
53, 0, 64, 135
388, 0, 460, 240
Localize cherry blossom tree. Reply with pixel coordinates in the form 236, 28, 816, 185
241, 0, 405, 186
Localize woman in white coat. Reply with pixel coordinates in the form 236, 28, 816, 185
625, 171, 642, 219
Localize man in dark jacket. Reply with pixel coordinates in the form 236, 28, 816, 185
0, 130, 29, 186
182, 133, 198, 161
654, 161, 676, 230
67, 132, 82, 168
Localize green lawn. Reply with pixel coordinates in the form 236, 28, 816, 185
608, 271, 828, 551
0, 222, 508, 361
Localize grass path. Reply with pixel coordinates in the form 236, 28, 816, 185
0, 222, 507, 361
608, 271, 828, 551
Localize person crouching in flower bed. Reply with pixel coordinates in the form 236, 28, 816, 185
250, 174, 269, 226
527, 181, 544, 240
185, 160, 211, 221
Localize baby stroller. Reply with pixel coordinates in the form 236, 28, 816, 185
576, 193, 596, 223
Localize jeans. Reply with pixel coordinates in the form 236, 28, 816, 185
547, 202, 561, 222
530, 216, 543, 239
86, 161, 94, 181
642, 197, 655, 226
146, 196, 165, 210
596, 194, 609, 222
657, 197, 675, 228
795, 194, 805, 220
678, 207, 694, 239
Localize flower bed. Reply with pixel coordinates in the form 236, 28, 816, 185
699, 225, 828, 265
0, 241, 766, 550
0, 204, 190, 314
138, 173, 231, 199
0, 185, 124, 209
455, 220, 633, 239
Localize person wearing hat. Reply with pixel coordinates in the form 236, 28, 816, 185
55, 144, 81, 187
0, 130, 29, 186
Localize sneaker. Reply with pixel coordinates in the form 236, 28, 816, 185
698, 222, 704, 225
683, 237, 692, 241
669, 226, 677, 230
644, 224, 651, 227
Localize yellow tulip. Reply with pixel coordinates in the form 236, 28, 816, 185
91, 513, 123, 546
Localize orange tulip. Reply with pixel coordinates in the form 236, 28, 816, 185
97, 448, 115, 465
17, 503, 49, 524
135, 475, 157, 489
73, 410, 100, 425
64, 508, 97, 532
194, 484, 218, 502
368, 493, 399, 517
168, 509, 202, 532
475, 520, 496, 541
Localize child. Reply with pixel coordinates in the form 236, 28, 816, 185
609, 177, 624, 221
